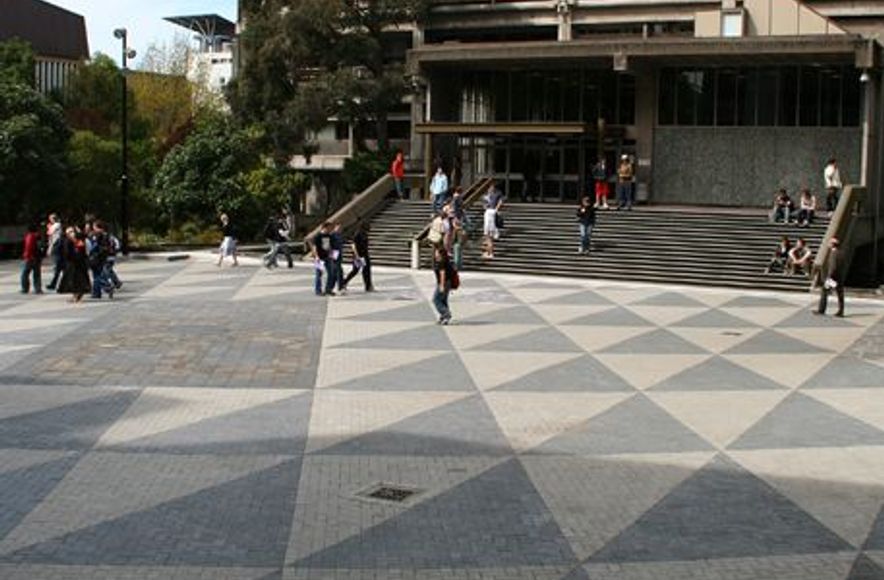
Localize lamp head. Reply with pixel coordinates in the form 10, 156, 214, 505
126, 49, 137, 60
114, 28, 127, 39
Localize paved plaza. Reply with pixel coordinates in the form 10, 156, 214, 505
1, 255, 884, 579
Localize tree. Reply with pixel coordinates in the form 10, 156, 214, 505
64, 53, 125, 136
153, 111, 261, 230
0, 81, 70, 223
128, 71, 193, 146
138, 34, 190, 77
0, 39, 36, 88
65, 131, 121, 221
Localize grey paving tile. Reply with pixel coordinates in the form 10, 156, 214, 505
650, 356, 788, 391
491, 354, 635, 393
801, 357, 884, 389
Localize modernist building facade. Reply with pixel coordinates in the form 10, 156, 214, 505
0, 0, 89, 94
404, 0, 884, 207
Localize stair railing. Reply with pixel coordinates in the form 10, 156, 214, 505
811, 184, 866, 290
303, 173, 424, 249
410, 177, 495, 269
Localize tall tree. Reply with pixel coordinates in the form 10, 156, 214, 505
64, 53, 126, 136
0, 39, 36, 88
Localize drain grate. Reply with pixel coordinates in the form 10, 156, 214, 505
357, 483, 423, 504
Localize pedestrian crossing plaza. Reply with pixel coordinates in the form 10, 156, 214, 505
1, 254, 884, 579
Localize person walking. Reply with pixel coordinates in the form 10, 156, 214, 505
45, 213, 64, 291
430, 166, 449, 215
391, 151, 406, 200
57, 227, 91, 303
342, 222, 374, 292
20, 223, 44, 295
616, 155, 635, 210
576, 195, 597, 255
817, 237, 845, 317
824, 158, 842, 215
217, 213, 239, 267
87, 220, 114, 299
312, 222, 335, 296
331, 223, 346, 293
432, 246, 455, 325
482, 183, 504, 259
262, 215, 286, 269
592, 157, 610, 209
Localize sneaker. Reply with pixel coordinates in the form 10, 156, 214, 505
441, 315, 451, 325
115, 282, 123, 290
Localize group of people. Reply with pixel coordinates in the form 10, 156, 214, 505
20, 213, 122, 303
769, 158, 843, 227
591, 155, 636, 210
764, 235, 845, 316
310, 221, 373, 296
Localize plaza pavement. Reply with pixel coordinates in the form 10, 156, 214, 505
1, 254, 884, 579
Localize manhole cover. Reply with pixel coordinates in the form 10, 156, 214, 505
357, 483, 423, 504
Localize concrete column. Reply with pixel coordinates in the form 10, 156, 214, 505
861, 73, 878, 187
633, 65, 657, 202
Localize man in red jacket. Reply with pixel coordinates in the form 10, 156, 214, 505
391, 151, 406, 200
21, 223, 44, 294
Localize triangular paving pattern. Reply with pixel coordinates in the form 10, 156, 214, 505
484, 392, 631, 452
316, 348, 446, 388
305, 390, 469, 453
326, 352, 477, 392
295, 459, 577, 568
724, 329, 831, 354
558, 326, 655, 354
102, 393, 313, 455
468, 326, 583, 353
332, 324, 452, 351
0, 318, 84, 334
593, 354, 712, 390
529, 304, 611, 325
599, 328, 709, 355
778, 327, 868, 352
730, 447, 884, 547
286, 455, 505, 562
491, 354, 635, 393
445, 323, 544, 351
775, 309, 861, 328
589, 455, 852, 562
729, 393, 884, 450
725, 353, 836, 389
232, 284, 315, 302
582, 553, 856, 579
849, 554, 884, 580
672, 309, 757, 328
802, 357, 884, 389
316, 395, 512, 456
530, 394, 713, 456
458, 305, 548, 325
322, 320, 429, 348
536, 290, 614, 306
805, 389, 884, 431
0, 455, 80, 539
865, 507, 884, 551
345, 301, 436, 322
625, 306, 706, 327
722, 295, 799, 308
649, 356, 788, 391
668, 327, 761, 354
721, 306, 798, 327
649, 391, 787, 448
6, 460, 301, 566
631, 291, 706, 307
459, 351, 582, 391
561, 307, 654, 327
522, 452, 714, 561
140, 285, 234, 300
0, 390, 139, 449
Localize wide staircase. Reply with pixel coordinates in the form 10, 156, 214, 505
366, 200, 828, 292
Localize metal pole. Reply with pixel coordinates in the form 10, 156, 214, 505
120, 32, 130, 255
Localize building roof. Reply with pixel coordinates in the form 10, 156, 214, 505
164, 15, 236, 39
0, 0, 89, 60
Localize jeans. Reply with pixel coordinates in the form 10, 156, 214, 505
797, 209, 815, 224
616, 182, 633, 208
395, 179, 405, 200
334, 257, 345, 291
105, 261, 121, 288
432, 193, 447, 214
91, 263, 113, 298
314, 258, 336, 295
264, 240, 280, 267
771, 206, 791, 223
433, 283, 451, 320
47, 252, 63, 289
579, 223, 594, 253
343, 256, 373, 290
21, 260, 42, 293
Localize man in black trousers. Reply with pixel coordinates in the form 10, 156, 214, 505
817, 237, 845, 318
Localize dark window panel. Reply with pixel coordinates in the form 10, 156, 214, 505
737, 67, 757, 126
842, 67, 861, 127
717, 69, 737, 126
696, 69, 715, 126
618, 74, 636, 125
658, 68, 677, 125
757, 68, 778, 126
677, 69, 698, 125
799, 66, 821, 126
820, 67, 841, 127
511, 71, 528, 122
779, 66, 798, 126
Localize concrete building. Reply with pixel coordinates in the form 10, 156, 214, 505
405, 0, 884, 208
165, 15, 236, 96
0, 0, 89, 94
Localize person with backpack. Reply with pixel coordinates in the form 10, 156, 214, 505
87, 220, 114, 299
427, 206, 450, 249
576, 195, 597, 255
432, 246, 457, 325
312, 222, 335, 296
104, 229, 123, 290
20, 223, 44, 295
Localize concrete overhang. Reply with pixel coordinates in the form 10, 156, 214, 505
408, 35, 865, 72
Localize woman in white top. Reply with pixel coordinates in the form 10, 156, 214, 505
797, 188, 817, 227
823, 158, 842, 214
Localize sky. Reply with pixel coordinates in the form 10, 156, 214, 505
50, 0, 238, 66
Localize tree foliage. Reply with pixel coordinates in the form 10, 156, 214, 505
0, 38, 36, 88
230, 0, 426, 161
0, 80, 70, 223
64, 54, 126, 136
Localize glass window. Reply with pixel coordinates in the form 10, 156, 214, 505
799, 66, 820, 126
820, 67, 841, 127
583, 76, 600, 122
696, 69, 715, 126
721, 11, 744, 37
757, 68, 778, 126
737, 68, 757, 126
677, 70, 698, 125
528, 72, 545, 122
545, 73, 563, 122
563, 71, 581, 122
599, 72, 616, 124
842, 67, 861, 127
334, 122, 349, 141
717, 69, 737, 126
493, 71, 511, 122
511, 72, 528, 122
658, 68, 677, 125
779, 66, 798, 126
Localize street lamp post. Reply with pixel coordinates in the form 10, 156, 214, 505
114, 28, 136, 255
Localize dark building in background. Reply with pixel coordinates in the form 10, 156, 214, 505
0, 0, 89, 94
